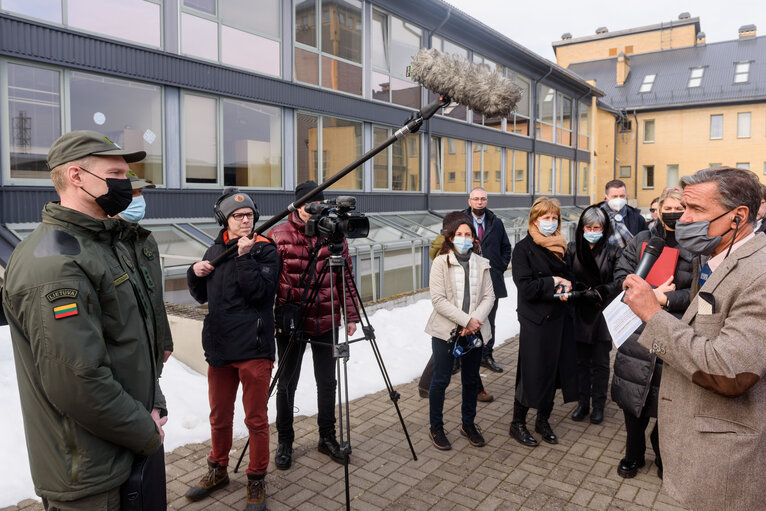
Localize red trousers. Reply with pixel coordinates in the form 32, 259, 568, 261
207, 358, 273, 474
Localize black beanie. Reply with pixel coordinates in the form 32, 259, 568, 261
295, 180, 325, 202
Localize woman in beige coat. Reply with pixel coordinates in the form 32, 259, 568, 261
424, 215, 495, 451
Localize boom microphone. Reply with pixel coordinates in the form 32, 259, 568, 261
408, 48, 522, 118
635, 236, 665, 279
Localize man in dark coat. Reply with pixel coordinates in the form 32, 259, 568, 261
269, 180, 360, 471
598, 179, 648, 254
463, 187, 512, 372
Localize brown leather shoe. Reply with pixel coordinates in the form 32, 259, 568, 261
245, 473, 267, 511
184, 457, 230, 501
477, 389, 494, 402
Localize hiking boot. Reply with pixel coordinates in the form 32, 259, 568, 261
477, 389, 494, 402
245, 473, 266, 511
274, 442, 292, 470
460, 423, 486, 447
184, 457, 230, 501
429, 425, 451, 450
318, 435, 346, 464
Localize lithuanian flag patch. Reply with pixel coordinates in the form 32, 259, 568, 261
53, 303, 79, 320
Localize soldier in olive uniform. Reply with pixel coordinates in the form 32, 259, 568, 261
2, 131, 169, 510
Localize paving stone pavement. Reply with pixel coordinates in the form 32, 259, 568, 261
4, 336, 688, 511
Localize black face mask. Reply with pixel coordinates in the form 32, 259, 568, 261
661, 212, 684, 229
79, 167, 133, 217
471, 207, 486, 217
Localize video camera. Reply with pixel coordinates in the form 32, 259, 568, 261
304, 196, 370, 243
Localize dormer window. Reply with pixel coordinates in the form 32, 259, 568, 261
639, 74, 656, 93
734, 62, 750, 83
688, 67, 704, 87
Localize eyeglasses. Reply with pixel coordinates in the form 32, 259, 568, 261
649, 208, 657, 213
231, 212, 255, 221
469, 197, 488, 202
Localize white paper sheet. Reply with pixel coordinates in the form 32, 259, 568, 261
602, 290, 643, 348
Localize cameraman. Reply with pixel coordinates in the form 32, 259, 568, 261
269, 180, 360, 470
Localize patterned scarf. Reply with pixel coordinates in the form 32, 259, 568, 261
602, 203, 634, 249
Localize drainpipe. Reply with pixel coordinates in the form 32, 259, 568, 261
425, 6, 452, 217
633, 110, 639, 202
531, 66, 554, 204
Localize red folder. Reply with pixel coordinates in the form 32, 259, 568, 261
640, 242, 680, 287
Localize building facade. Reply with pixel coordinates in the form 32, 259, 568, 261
0, 0, 599, 300
556, 15, 766, 205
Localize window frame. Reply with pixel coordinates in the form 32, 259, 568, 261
370, 8, 422, 109
643, 119, 655, 143
505, 71, 531, 138
180, 0, 282, 77
430, 135, 468, 194
687, 66, 704, 88
642, 164, 655, 189
619, 165, 631, 178
737, 112, 751, 139
734, 62, 750, 84
371, 124, 421, 192
639, 74, 656, 93
709, 114, 723, 140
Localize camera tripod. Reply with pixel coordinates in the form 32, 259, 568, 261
233, 238, 417, 510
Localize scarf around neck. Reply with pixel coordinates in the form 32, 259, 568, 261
529, 222, 567, 259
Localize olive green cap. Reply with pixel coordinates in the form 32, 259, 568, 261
47, 130, 146, 170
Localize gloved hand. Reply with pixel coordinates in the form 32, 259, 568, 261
583, 288, 603, 303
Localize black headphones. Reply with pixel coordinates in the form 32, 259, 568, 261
734, 216, 742, 225
213, 190, 260, 226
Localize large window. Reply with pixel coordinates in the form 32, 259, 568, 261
578, 161, 590, 195
536, 154, 553, 194
181, 0, 280, 76
506, 72, 531, 136
295, 0, 363, 95
643, 119, 655, 143
737, 112, 751, 138
371, 10, 421, 109
536, 85, 555, 142
710, 114, 723, 139
666, 164, 679, 188
471, 143, 501, 193
431, 36, 468, 121
578, 101, 590, 150
6, 62, 61, 179
471, 55, 503, 129
505, 150, 528, 194
372, 126, 420, 191
296, 113, 362, 190
1, 0, 162, 47
643, 165, 655, 189
430, 136, 466, 192
557, 93, 573, 146
557, 158, 572, 195
70, 72, 163, 185
183, 93, 282, 187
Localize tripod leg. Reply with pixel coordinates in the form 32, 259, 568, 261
343, 259, 418, 461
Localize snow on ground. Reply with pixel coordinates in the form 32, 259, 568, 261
0, 278, 518, 506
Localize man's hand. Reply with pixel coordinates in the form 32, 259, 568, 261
237, 235, 255, 256
151, 408, 168, 445
623, 274, 663, 322
347, 323, 357, 336
652, 275, 675, 306
193, 260, 214, 277
163, 350, 172, 363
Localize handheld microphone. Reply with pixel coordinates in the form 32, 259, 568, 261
635, 236, 665, 279
408, 48, 522, 118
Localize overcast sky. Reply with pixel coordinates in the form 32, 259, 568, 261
444, 0, 764, 63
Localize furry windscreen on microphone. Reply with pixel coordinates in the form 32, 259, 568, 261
409, 48, 523, 119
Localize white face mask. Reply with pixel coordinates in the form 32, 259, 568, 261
607, 197, 627, 212
538, 220, 558, 236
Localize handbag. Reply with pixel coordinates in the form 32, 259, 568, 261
120, 445, 167, 511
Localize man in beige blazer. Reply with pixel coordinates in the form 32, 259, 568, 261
622, 166, 766, 511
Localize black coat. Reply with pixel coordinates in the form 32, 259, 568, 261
596, 200, 649, 236
566, 205, 622, 344
610, 224, 693, 418
463, 207, 512, 298
187, 230, 280, 367
511, 234, 578, 408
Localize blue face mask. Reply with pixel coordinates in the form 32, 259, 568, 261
583, 231, 603, 244
119, 195, 146, 223
538, 220, 558, 237
453, 236, 473, 254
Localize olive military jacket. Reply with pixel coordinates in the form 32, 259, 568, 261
2, 203, 164, 502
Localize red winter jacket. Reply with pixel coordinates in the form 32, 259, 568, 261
268, 212, 360, 336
